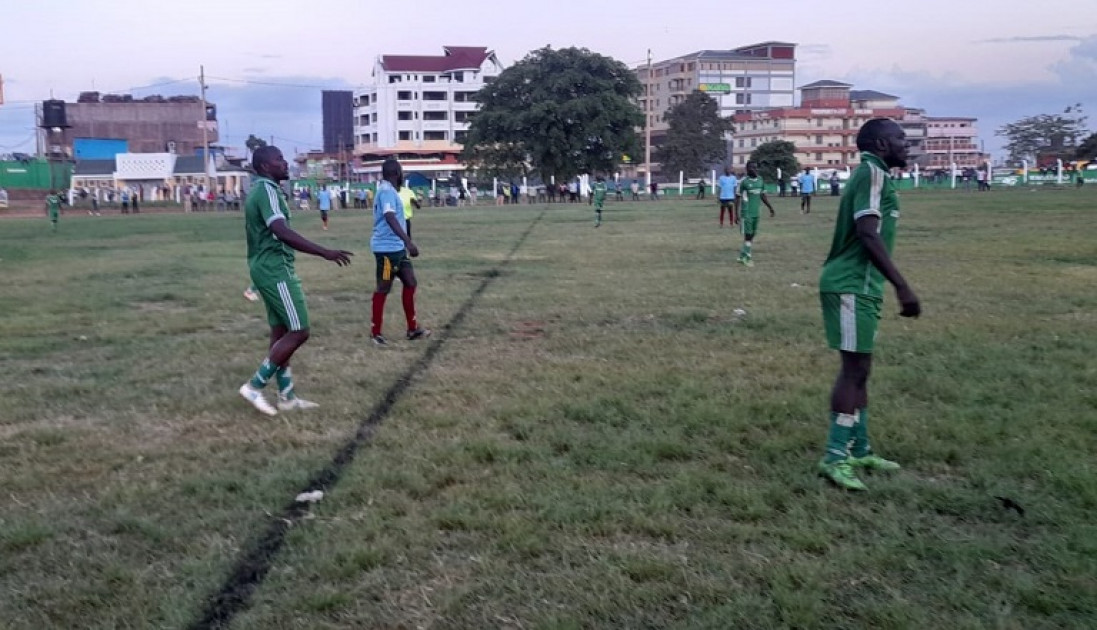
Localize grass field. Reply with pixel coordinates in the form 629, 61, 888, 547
2, 189, 1096, 629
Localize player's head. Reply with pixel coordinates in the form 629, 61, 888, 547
597, 175, 604, 182
724, 165, 733, 176
381, 158, 404, 190
857, 118, 908, 169
253, 146, 288, 181
746, 161, 759, 177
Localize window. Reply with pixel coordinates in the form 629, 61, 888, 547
424, 131, 447, 141
399, 131, 411, 141
371, 113, 377, 123
397, 90, 412, 100
422, 91, 447, 101
423, 111, 447, 121
398, 111, 412, 121
815, 152, 823, 160
817, 118, 824, 127
455, 130, 468, 143
815, 135, 823, 144
389, 75, 401, 84
736, 77, 752, 88
454, 91, 478, 102
452, 71, 464, 82
455, 111, 472, 123
423, 75, 436, 83
359, 115, 369, 126
737, 93, 752, 105
751, 138, 757, 147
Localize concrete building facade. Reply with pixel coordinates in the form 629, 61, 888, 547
322, 90, 354, 154
44, 94, 217, 158
353, 46, 502, 178
635, 42, 797, 173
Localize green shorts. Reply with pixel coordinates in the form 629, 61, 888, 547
255, 277, 310, 331
741, 215, 759, 236
821, 293, 881, 353
375, 250, 412, 284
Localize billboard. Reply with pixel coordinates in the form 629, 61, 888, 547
699, 83, 731, 94
74, 138, 129, 160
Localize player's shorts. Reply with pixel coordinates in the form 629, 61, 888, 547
741, 215, 759, 236
374, 250, 412, 284
255, 277, 310, 331
801, 193, 812, 199
719, 199, 735, 210
593, 198, 605, 209
821, 292, 881, 353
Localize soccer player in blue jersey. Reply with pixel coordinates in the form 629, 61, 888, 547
717, 166, 739, 227
798, 168, 816, 214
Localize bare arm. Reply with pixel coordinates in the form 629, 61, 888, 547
269, 219, 353, 266
383, 212, 419, 257
855, 216, 920, 317
760, 192, 775, 216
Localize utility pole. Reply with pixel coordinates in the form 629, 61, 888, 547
644, 49, 653, 189
199, 65, 211, 196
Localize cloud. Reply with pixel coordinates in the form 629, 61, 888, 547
977, 35, 1083, 44
242, 67, 268, 74
798, 44, 832, 58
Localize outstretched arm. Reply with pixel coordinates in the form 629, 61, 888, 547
855, 216, 919, 317
269, 219, 353, 266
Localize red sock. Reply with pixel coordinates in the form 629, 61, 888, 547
402, 286, 418, 331
371, 292, 387, 336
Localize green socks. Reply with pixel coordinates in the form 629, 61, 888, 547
275, 366, 295, 400
249, 358, 280, 389
850, 408, 872, 458
824, 411, 858, 463
740, 241, 752, 258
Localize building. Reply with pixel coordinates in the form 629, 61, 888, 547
70, 153, 248, 200
635, 42, 797, 173
922, 116, 984, 171
41, 93, 217, 159
322, 90, 354, 155
353, 46, 503, 179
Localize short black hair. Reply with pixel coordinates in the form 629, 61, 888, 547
381, 158, 401, 180
856, 118, 899, 151
252, 146, 280, 173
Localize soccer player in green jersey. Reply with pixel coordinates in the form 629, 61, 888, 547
591, 175, 608, 227
45, 190, 63, 231
735, 162, 775, 267
817, 119, 921, 491
238, 146, 354, 416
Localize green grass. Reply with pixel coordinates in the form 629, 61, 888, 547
2, 189, 1096, 629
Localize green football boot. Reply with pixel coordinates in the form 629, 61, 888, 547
818, 459, 867, 491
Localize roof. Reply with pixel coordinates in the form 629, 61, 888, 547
800, 80, 852, 89
850, 89, 900, 101
380, 46, 494, 73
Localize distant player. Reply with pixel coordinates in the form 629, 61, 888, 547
735, 162, 775, 267
45, 190, 63, 231
317, 185, 332, 230
591, 175, 608, 227
817, 118, 920, 491
370, 158, 430, 346
238, 146, 354, 416
717, 166, 739, 227
397, 184, 421, 239
798, 168, 816, 213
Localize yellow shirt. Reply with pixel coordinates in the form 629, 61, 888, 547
398, 187, 417, 219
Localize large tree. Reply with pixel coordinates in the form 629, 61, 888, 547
1076, 131, 1097, 161
654, 91, 734, 177
462, 46, 643, 181
245, 134, 268, 159
996, 104, 1087, 165
748, 141, 800, 183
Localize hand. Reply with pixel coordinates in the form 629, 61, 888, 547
896, 285, 920, 318
324, 249, 354, 266
407, 242, 420, 258
769, 208, 776, 218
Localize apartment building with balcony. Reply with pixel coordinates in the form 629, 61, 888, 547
922, 116, 984, 171
635, 42, 796, 174
353, 46, 502, 178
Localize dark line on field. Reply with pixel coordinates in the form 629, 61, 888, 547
189, 210, 547, 630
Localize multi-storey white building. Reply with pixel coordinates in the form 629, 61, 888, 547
353, 46, 503, 178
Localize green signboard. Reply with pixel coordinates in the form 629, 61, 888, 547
699, 83, 731, 94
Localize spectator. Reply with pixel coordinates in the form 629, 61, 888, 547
830, 172, 841, 196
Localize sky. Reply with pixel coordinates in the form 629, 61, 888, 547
1, 0, 1094, 160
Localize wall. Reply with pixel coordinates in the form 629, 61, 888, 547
0, 159, 72, 189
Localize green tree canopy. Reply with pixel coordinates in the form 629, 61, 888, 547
747, 140, 801, 183
654, 91, 734, 178
996, 104, 1087, 165
462, 46, 643, 181
1076, 131, 1097, 161
245, 134, 268, 158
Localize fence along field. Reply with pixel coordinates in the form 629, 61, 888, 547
1, 188, 1095, 628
